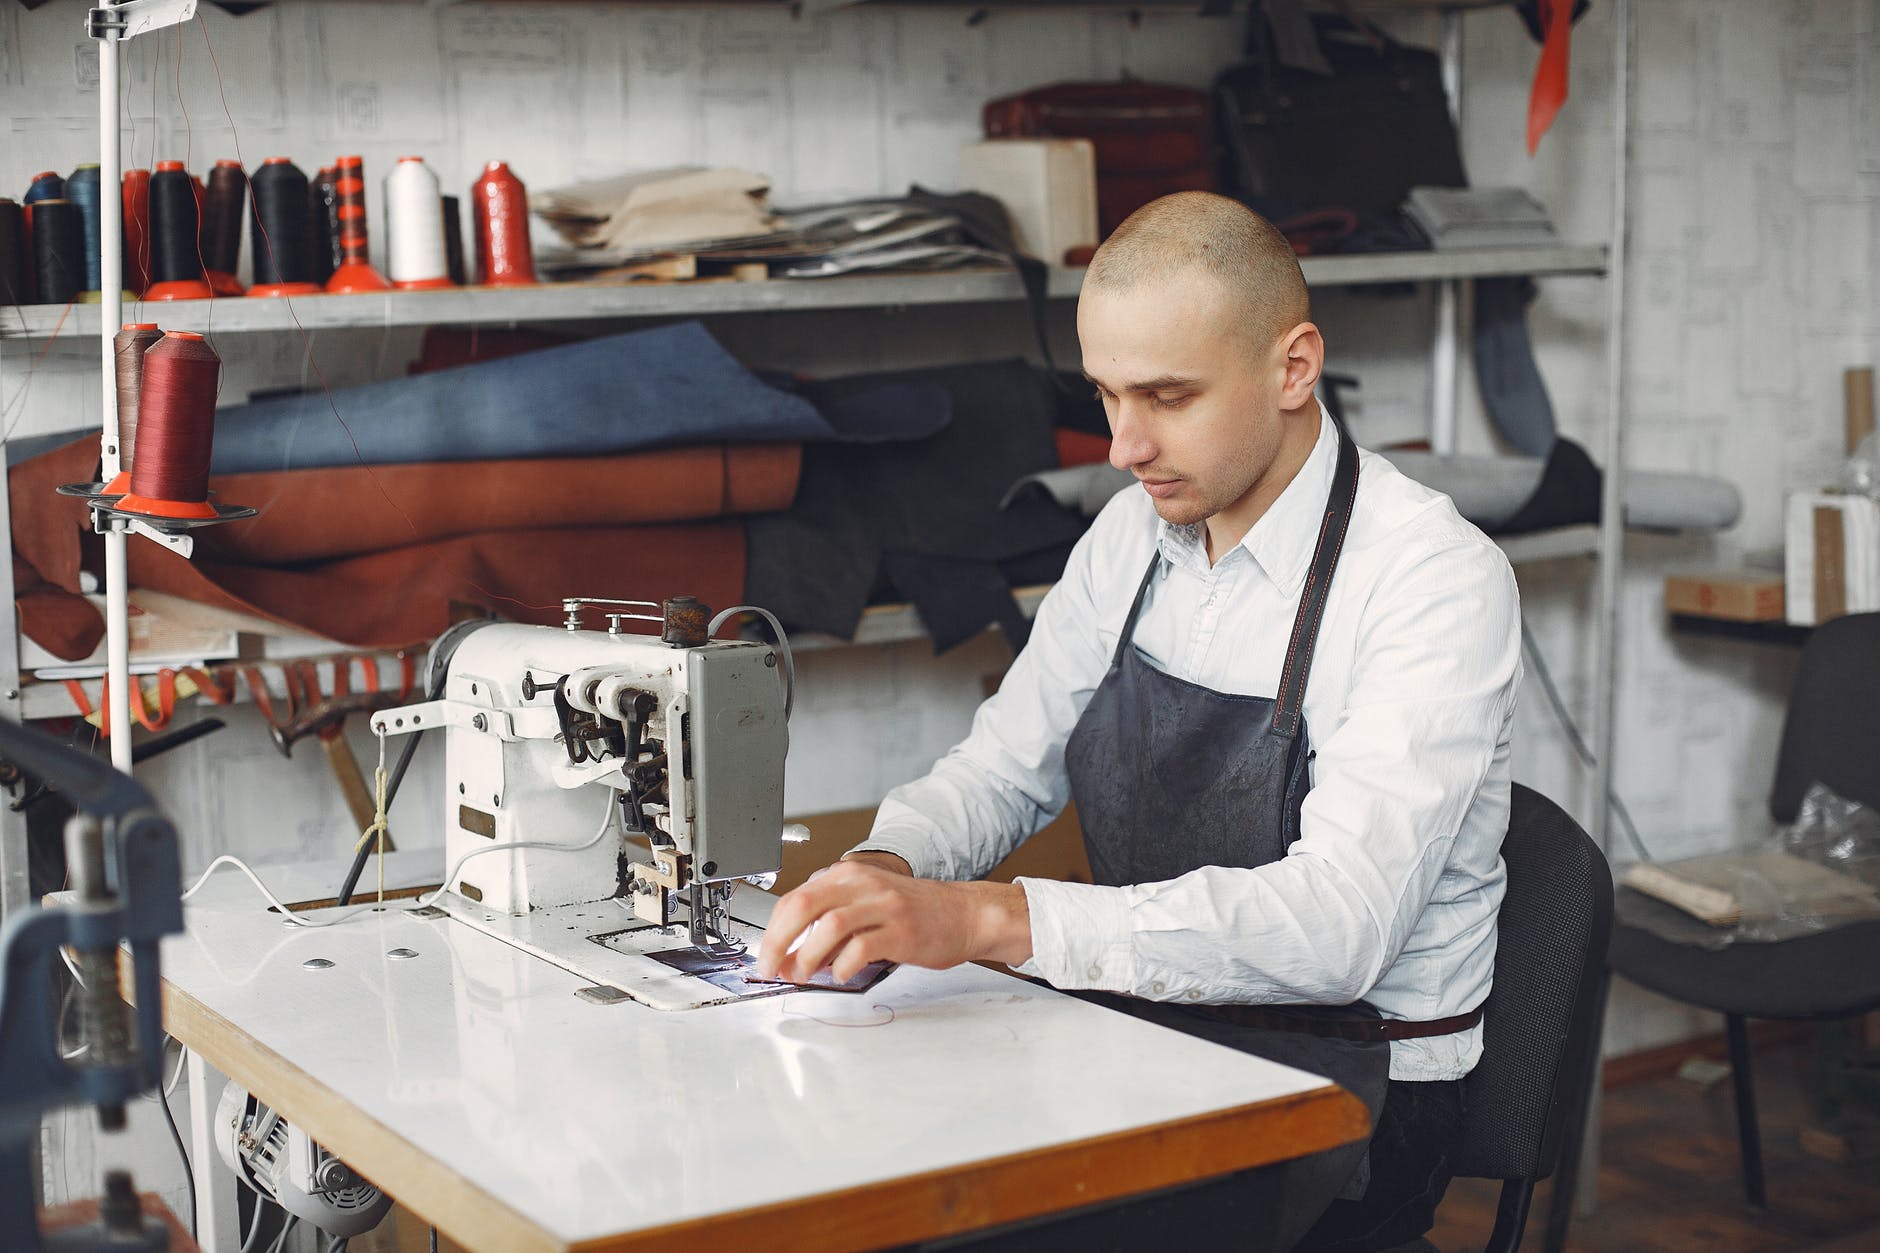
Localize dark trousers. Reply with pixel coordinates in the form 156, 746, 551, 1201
934, 1077, 1465, 1253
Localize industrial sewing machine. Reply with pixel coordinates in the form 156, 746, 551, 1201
372, 596, 808, 1010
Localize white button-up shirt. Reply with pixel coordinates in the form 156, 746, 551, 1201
851, 408, 1521, 1081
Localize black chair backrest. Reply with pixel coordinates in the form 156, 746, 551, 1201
1456, 784, 1614, 1182
1770, 612, 1880, 823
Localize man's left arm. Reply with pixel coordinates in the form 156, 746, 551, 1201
1015, 537, 1521, 1003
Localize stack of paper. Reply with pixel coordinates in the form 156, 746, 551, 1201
531, 167, 784, 268
1403, 186, 1557, 250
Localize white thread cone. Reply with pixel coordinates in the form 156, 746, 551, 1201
384, 156, 449, 285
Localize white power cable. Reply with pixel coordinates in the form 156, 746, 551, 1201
180, 795, 617, 929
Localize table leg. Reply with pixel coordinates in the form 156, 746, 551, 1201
186, 1050, 241, 1249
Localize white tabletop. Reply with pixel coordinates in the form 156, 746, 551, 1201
162, 854, 1364, 1252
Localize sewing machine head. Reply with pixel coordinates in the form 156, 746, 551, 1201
374, 597, 789, 955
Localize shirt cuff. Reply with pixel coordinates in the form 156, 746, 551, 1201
846, 825, 941, 880
1009, 877, 1136, 990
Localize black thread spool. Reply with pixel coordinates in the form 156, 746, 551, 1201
117, 331, 222, 520
146, 162, 209, 300
308, 166, 342, 285
249, 157, 314, 291
31, 199, 81, 305
0, 199, 26, 305
441, 194, 466, 286
202, 160, 247, 282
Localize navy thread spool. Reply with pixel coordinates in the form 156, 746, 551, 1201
0, 200, 26, 305
66, 164, 103, 293
146, 161, 210, 300
308, 166, 341, 285
31, 199, 81, 305
248, 157, 316, 293
441, 194, 466, 286
202, 159, 247, 292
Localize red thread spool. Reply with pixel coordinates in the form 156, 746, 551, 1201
122, 169, 152, 294
117, 331, 221, 521
471, 161, 535, 286
325, 155, 390, 293
104, 321, 165, 496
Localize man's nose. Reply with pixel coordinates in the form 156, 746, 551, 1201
1109, 404, 1156, 471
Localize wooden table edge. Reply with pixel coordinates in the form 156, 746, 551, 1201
161, 971, 1368, 1253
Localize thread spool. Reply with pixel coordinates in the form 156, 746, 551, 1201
441, 194, 466, 286
384, 156, 452, 290
202, 159, 247, 296
325, 155, 390, 293
116, 332, 221, 521
247, 157, 318, 296
122, 168, 152, 294
0, 200, 26, 305
103, 322, 166, 496
309, 166, 341, 285
471, 161, 535, 286
32, 200, 82, 306
66, 164, 103, 294
22, 171, 64, 235
145, 161, 211, 301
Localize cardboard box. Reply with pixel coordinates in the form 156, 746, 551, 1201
958, 138, 1099, 265
1664, 571, 1787, 623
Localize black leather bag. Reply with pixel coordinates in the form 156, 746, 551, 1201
1216, 16, 1467, 221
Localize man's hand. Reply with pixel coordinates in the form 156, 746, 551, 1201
755, 859, 1032, 984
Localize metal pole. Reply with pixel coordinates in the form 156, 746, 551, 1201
99, 8, 133, 772
1431, 10, 1465, 455
1577, 0, 1634, 1221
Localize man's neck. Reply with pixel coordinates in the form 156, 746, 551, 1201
1203, 405, 1323, 566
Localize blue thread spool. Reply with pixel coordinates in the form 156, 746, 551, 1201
66, 164, 103, 293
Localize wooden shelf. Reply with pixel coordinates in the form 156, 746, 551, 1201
0, 246, 1607, 341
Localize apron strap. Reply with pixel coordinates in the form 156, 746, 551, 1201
1109, 554, 1162, 671
1272, 421, 1361, 740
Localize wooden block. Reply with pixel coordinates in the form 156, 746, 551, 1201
1816, 504, 1850, 622
1847, 367, 1875, 455
1664, 571, 1786, 622
731, 262, 769, 282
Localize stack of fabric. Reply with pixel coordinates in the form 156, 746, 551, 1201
12, 324, 1094, 662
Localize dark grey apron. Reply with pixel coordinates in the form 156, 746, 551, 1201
1062, 422, 1390, 1248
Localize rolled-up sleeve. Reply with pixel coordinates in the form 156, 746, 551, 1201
1011, 535, 1520, 1004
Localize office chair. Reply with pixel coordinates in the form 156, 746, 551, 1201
1600, 612, 1880, 1209
1386, 784, 1614, 1253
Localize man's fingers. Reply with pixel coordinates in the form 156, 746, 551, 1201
756, 883, 832, 975
781, 907, 863, 982
830, 933, 879, 985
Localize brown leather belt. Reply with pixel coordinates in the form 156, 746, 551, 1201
1192, 1002, 1485, 1043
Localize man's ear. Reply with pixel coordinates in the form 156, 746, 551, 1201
1276, 322, 1324, 409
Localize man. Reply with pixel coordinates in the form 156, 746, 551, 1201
756, 192, 1521, 1251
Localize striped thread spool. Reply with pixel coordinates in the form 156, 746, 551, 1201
324, 155, 389, 292
105, 322, 166, 496
31, 199, 81, 305
66, 164, 103, 293
384, 156, 452, 289
117, 331, 222, 521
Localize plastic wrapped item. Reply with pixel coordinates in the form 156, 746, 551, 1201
1845, 429, 1880, 499
1616, 784, 1880, 949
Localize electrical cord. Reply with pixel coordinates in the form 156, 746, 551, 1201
181, 795, 618, 928
238, 1190, 270, 1253
269, 1216, 297, 1253
1520, 621, 1653, 859
157, 1049, 196, 1244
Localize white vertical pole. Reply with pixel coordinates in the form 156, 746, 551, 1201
99, 10, 132, 772
1431, 10, 1465, 455
1577, 0, 1634, 1221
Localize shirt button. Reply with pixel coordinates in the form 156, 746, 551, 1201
1088, 964, 1103, 978
1151, 981, 1167, 995
1186, 990, 1203, 1001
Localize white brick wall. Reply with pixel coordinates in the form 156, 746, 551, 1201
6, 0, 1868, 1214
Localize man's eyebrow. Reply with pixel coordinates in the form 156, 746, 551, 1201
1084, 372, 1203, 393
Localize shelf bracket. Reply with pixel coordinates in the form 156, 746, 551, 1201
93, 512, 195, 560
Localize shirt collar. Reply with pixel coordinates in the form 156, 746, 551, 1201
1156, 402, 1336, 599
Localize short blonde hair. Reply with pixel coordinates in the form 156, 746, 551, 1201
1086, 192, 1309, 350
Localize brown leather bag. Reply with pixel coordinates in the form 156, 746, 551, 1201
983, 80, 1216, 238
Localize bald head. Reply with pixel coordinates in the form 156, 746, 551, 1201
1085, 193, 1308, 352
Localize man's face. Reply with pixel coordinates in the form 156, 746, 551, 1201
1078, 272, 1287, 529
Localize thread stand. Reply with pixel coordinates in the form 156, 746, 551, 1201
87, 507, 199, 560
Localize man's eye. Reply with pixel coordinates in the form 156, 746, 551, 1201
1152, 394, 1190, 410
